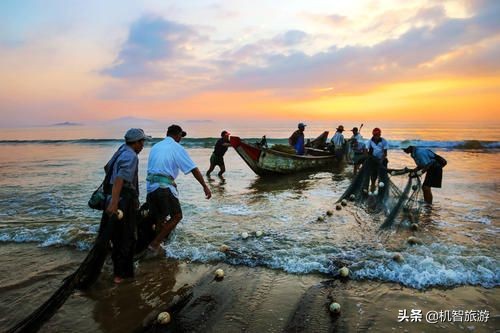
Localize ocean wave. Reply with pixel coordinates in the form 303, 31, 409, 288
0, 138, 498, 150
1, 227, 498, 290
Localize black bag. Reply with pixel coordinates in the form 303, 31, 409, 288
88, 184, 107, 210
88, 149, 122, 210
434, 153, 447, 167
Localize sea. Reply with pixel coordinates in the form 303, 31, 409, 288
0, 121, 499, 293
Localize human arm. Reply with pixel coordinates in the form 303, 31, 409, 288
191, 167, 212, 199
106, 177, 123, 215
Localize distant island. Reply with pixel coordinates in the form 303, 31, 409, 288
53, 122, 82, 126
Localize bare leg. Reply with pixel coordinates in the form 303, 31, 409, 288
206, 163, 215, 176
422, 186, 433, 204
149, 213, 182, 250
218, 164, 226, 177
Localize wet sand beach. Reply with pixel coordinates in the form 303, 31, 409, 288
1, 243, 498, 333
0, 127, 499, 332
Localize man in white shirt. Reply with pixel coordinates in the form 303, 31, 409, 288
367, 127, 389, 192
145, 125, 212, 254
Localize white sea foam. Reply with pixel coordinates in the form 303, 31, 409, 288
217, 205, 255, 216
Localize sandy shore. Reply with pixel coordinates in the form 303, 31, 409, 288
0, 243, 498, 333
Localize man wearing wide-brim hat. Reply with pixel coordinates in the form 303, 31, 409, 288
330, 125, 346, 159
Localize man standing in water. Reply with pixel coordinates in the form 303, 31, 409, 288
367, 127, 389, 193
206, 130, 231, 177
289, 123, 306, 155
145, 124, 212, 256
104, 128, 149, 284
350, 127, 366, 175
330, 125, 346, 159
402, 145, 445, 204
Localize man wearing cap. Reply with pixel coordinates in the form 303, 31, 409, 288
145, 124, 212, 255
350, 127, 366, 175
86, 128, 148, 285
367, 127, 389, 192
206, 130, 231, 177
289, 123, 306, 155
330, 125, 346, 159
402, 145, 444, 204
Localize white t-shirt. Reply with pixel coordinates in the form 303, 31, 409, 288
147, 137, 197, 196
368, 138, 388, 159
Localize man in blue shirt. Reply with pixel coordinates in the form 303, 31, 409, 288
289, 123, 306, 155
85, 128, 149, 286
402, 145, 444, 204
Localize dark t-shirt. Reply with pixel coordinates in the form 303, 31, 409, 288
213, 138, 229, 157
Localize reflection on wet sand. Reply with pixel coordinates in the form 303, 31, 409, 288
90, 260, 179, 333
207, 176, 226, 196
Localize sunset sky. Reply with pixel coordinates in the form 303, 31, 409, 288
0, 0, 499, 127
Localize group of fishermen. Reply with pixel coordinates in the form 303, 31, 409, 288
98, 123, 443, 285
288, 122, 444, 204
99, 125, 233, 285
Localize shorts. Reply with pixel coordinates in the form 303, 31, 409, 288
423, 165, 443, 188
146, 187, 182, 222
210, 153, 225, 167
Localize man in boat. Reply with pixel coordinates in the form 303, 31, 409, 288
350, 127, 367, 175
105, 128, 149, 283
402, 144, 444, 204
206, 130, 231, 177
367, 127, 389, 193
330, 125, 346, 158
145, 125, 212, 256
289, 122, 306, 155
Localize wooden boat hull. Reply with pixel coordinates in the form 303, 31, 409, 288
230, 136, 342, 176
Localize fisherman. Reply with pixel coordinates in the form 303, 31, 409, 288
206, 130, 231, 177
367, 127, 389, 192
350, 127, 366, 175
104, 128, 149, 284
145, 124, 212, 256
402, 144, 444, 204
289, 123, 306, 155
330, 125, 346, 159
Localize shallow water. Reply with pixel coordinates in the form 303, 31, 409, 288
0, 134, 498, 291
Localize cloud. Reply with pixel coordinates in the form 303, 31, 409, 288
101, 15, 203, 79
272, 30, 308, 46
213, 1, 500, 95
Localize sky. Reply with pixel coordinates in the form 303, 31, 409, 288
0, 0, 499, 127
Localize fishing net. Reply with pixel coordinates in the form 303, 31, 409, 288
7, 204, 155, 333
337, 156, 424, 228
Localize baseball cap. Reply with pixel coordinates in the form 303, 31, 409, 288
124, 128, 151, 143
298, 122, 306, 128
167, 124, 187, 137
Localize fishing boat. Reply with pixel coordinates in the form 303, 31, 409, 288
229, 134, 345, 176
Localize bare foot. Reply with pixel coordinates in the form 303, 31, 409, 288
114, 276, 124, 284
